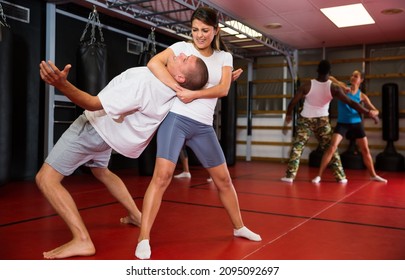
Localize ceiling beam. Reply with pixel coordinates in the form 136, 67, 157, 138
84, 0, 296, 76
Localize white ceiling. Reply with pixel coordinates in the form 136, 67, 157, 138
205, 0, 405, 50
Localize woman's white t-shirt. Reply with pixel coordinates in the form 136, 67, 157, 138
169, 41, 233, 125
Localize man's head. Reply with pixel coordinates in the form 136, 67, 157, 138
166, 53, 209, 90
317, 60, 331, 76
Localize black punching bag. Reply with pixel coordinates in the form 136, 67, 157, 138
340, 136, 365, 170
138, 28, 157, 176
0, 23, 12, 185
308, 145, 323, 167
382, 83, 399, 141
220, 81, 237, 166
77, 6, 107, 97
375, 83, 405, 171
340, 124, 365, 169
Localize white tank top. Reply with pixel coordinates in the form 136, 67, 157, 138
300, 79, 333, 118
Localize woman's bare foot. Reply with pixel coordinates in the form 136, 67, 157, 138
43, 239, 95, 259
120, 214, 141, 227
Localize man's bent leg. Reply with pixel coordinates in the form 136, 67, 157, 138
285, 118, 312, 179
91, 167, 141, 226
35, 163, 95, 259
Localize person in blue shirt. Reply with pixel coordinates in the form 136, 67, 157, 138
312, 70, 387, 183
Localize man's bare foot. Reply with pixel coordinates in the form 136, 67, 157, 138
43, 239, 95, 259
120, 214, 141, 227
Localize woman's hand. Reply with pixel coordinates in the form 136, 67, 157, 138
175, 85, 197, 104
232, 68, 243, 82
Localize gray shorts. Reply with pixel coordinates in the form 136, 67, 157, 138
157, 112, 225, 168
45, 114, 112, 176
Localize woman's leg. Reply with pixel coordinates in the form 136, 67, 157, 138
174, 146, 191, 178
313, 133, 343, 182
207, 163, 261, 241
356, 137, 387, 182
135, 158, 177, 259
315, 119, 346, 182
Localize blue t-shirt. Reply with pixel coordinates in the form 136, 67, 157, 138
337, 89, 362, 124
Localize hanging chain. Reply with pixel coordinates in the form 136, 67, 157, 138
80, 5, 104, 43
150, 27, 156, 55
0, 3, 10, 28
143, 27, 156, 55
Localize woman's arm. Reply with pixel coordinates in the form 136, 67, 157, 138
39, 60, 102, 111
361, 92, 379, 116
329, 76, 349, 92
176, 65, 232, 103
147, 47, 233, 103
147, 48, 179, 91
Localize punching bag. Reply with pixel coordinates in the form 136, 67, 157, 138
340, 137, 365, 170
308, 145, 323, 167
382, 83, 399, 141
0, 13, 12, 185
341, 115, 365, 170
138, 28, 157, 176
220, 81, 237, 166
375, 83, 405, 171
75, 6, 107, 174
76, 6, 107, 97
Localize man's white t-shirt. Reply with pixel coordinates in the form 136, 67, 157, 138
85, 67, 175, 158
169, 41, 233, 125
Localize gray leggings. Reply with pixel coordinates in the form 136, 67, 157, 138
157, 112, 225, 168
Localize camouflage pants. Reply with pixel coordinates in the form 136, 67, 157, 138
285, 116, 346, 180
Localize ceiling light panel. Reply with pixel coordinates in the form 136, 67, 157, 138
321, 3, 375, 28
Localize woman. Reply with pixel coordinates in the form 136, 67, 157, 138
312, 70, 387, 183
135, 7, 260, 260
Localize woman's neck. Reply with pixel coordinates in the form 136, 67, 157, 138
350, 84, 360, 93
193, 43, 214, 57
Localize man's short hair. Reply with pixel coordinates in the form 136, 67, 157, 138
181, 58, 209, 90
317, 60, 331, 75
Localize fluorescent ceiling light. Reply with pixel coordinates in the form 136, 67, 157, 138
221, 27, 239, 35
321, 3, 375, 28
219, 21, 262, 38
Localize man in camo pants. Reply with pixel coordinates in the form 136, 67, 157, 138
281, 60, 378, 183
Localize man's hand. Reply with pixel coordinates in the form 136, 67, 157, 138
282, 115, 292, 135
39, 60, 71, 88
368, 109, 379, 124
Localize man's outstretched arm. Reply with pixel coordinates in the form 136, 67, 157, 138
40, 60, 103, 111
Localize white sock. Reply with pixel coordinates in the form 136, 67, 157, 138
281, 177, 293, 183
338, 178, 348, 184
135, 240, 151, 259
174, 172, 191, 178
312, 176, 321, 183
233, 226, 261, 241
371, 175, 387, 183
